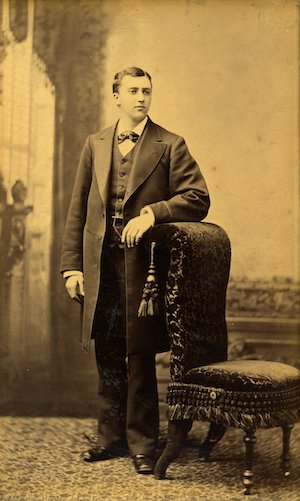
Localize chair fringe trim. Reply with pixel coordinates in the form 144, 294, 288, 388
166, 404, 300, 429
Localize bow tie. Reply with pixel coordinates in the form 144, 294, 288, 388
117, 131, 140, 144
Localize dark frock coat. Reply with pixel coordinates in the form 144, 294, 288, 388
60, 118, 210, 353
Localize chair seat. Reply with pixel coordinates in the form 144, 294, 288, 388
166, 360, 300, 429
183, 360, 300, 391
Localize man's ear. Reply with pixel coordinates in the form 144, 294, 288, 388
113, 92, 120, 107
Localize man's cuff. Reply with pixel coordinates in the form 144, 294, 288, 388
144, 201, 172, 224
140, 206, 155, 226
63, 270, 83, 279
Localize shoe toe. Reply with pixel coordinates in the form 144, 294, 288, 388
82, 446, 107, 462
132, 454, 154, 474
82, 443, 128, 462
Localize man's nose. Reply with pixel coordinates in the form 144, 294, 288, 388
137, 92, 145, 102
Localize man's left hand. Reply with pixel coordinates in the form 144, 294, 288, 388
121, 213, 154, 247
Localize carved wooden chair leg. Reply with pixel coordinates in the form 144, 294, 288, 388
281, 424, 294, 477
243, 427, 256, 495
154, 419, 192, 479
198, 421, 227, 461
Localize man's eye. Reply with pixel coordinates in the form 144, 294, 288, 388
143, 90, 151, 95
129, 89, 137, 94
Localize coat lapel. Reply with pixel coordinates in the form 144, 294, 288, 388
94, 123, 117, 206
94, 119, 166, 206
124, 119, 167, 205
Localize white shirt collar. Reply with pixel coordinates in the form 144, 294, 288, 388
117, 116, 148, 136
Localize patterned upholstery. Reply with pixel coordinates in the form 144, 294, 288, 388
148, 222, 231, 380
151, 223, 300, 494
167, 360, 300, 429
184, 360, 300, 390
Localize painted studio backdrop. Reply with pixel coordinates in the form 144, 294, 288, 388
0, 0, 299, 416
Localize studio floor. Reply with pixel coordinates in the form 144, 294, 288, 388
1, 417, 299, 501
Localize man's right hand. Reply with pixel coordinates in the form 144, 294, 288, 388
65, 274, 85, 303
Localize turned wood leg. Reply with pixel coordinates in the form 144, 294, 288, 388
243, 427, 256, 495
154, 419, 192, 479
198, 421, 227, 461
281, 424, 294, 477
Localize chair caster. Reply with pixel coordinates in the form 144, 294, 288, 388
154, 471, 166, 480
154, 459, 167, 480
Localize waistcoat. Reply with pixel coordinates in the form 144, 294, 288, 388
106, 135, 138, 247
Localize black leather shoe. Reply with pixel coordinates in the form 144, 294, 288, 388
132, 454, 154, 474
82, 443, 128, 462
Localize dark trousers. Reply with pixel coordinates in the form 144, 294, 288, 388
93, 244, 159, 457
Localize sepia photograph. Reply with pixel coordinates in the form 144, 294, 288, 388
0, 0, 299, 499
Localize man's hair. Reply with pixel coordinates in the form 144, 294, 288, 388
112, 67, 152, 93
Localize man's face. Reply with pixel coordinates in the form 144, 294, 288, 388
114, 75, 152, 124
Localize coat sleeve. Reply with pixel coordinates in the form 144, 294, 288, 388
146, 136, 210, 224
60, 136, 92, 274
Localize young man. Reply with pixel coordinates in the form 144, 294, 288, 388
60, 67, 210, 474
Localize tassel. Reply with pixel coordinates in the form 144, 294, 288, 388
138, 242, 159, 317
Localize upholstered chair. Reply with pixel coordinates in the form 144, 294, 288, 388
145, 221, 230, 462
148, 223, 300, 495
147, 221, 231, 379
